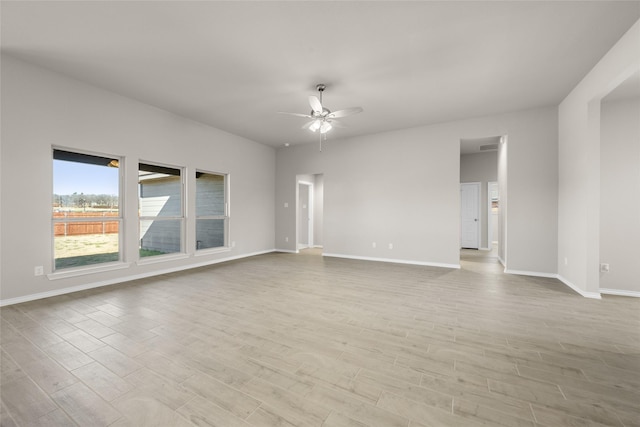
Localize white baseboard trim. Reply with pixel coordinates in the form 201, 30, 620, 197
504, 269, 557, 279
313, 245, 324, 249
0, 249, 276, 307
599, 288, 640, 298
274, 249, 298, 254
479, 247, 491, 251
503, 270, 606, 300
322, 253, 460, 269
557, 275, 602, 299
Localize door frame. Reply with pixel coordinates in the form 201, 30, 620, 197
488, 181, 498, 249
297, 180, 314, 250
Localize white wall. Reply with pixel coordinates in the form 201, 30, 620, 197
0, 55, 276, 304
460, 151, 498, 249
276, 106, 557, 274
558, 19, 640, 297
600, 97, 640, 294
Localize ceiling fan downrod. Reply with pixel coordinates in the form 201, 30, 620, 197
316, 83, 326, 106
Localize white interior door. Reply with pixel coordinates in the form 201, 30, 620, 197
461, 182, 480, 249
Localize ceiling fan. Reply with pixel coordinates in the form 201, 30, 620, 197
280, 84, 363, 151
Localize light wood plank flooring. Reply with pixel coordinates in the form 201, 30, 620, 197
1, 249, 639, 426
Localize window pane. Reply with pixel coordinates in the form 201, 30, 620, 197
196, 219, 226, 250
140, 219, 182, 257
53, 149, 120, 270
54, 221, 119, 269
139, 177, 182, 217
139, 164, 182, 217
53, 157, 119, 214
196, 172, 225, 216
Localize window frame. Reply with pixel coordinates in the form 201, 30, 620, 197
51, 147, 124, 273
195, 169, 229, 253
137, 160, 186, 261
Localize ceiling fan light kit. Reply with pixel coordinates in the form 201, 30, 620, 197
280, 83, 363, 151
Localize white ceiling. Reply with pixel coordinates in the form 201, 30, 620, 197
460, 136, 501, 155
2, 1, 639, 148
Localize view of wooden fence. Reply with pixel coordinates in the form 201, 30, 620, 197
53, 212, 119, 236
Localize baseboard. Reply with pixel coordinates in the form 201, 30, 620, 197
274, 249, 298, 254
498, 256, 506, 267
557, 275, 602, 299
313, 245, 324, 249
599, 288, 640, 298
504, 270, 605, 299
0, 249, 276, 307
479, 247, 491, 251
322, 253, 460, 269
504, 269, 557, 279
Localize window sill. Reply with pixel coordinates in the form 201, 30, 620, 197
194, 246, 231, 257
47, 262, 131, 280
136, 252, 190, 266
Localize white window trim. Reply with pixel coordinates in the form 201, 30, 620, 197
47, 261, 131, 280
136, 252, 190, 266
194, 246, 231, 257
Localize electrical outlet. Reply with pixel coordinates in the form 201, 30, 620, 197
34, 266, 44, 276
284, 202, 288, 208
388, 243, 393, 250
285, 237, 289, 242
372, 242, 376, 248
564, 257, 568, 266
231, 241, 236, 248
600, 263, 610, 273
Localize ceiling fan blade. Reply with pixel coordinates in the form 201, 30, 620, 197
327, 107, 363, 119
309, 96, 323, 114
278, 112, 313, 118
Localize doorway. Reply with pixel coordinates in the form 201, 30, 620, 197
459, 135, 504, 261
296, 173, 324, 253
598, 70, 640, 294
488, 181, 499, 253
297, 181, 313, 250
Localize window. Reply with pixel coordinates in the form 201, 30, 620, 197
53, 149, 121, 270
138, 162, 184, 258
195, 171, 228, 250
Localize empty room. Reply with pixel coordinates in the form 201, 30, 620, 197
1, 1, 639, 426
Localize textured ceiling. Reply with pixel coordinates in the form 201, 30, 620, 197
2, 1, 639, 147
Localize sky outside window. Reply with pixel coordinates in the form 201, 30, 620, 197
53, 160, 119, 195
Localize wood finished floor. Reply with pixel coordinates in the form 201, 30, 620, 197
1, 249, 639, 427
